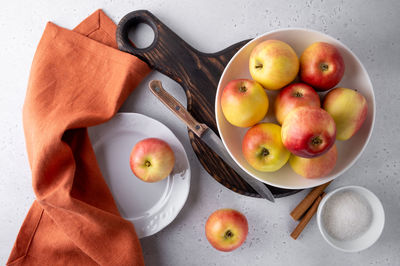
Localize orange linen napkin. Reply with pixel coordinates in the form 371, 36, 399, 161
7, 10, 151, 265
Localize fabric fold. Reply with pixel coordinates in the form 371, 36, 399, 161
8, 9, 151, 265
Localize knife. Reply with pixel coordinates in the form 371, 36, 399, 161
148, 80, 275, 202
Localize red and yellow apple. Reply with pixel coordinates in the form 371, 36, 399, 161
249, 40, 299, 90
205, 209, 248, 252
300, 42, 345, 91
290, 144, 337, 178
281, 106, 336, 158
274, 83, 321, 125
323, 87, 368, 140
129, 138, 175, 182
221, 79, 269, 127
242, 123, 290, 172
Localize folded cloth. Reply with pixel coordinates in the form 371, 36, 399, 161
7, 10, 151, 265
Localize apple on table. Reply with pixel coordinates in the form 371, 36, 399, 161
221, 79, 269, 128
274, 82, 321, 125
300, 42, 345, 91
249, 39, 299, 91
281, 106, 336, 158
290, 144, 337, 178
242, 123, 290, 172
129, 138, 175, 183
323, 87, 368, 140
205, 209, 248, 252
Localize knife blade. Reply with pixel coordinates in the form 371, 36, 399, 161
148, 80, 275, 202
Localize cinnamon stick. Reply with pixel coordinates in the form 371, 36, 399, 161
290, 192, 326, 240
290, 181, 331, 221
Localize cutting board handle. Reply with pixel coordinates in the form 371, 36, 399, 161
117, 10, 194, 83
117, 10, 249, 93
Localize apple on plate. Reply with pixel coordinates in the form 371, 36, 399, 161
221, 79, 269, 128
242, 123, 290, 172
290, 144, 337, 178
129, 138, 175, 182
274, 83, 321, 125
205, 209, 248, 252
281, 106, 336, 158
249, 39, 299, 90
323, 87, 368, 140
300, 42, 345, 91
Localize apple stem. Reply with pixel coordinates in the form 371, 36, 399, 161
224, 230, 234, 239
145, 160, 151, 167
255, 63, 263, 69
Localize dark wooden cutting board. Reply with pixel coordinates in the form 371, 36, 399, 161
116, 10, 299, 198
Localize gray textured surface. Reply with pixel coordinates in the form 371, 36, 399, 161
0, 0, 399, 265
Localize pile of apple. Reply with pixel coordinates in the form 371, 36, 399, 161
221, 40, 368, 178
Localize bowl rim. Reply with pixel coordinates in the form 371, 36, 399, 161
316, 185, 385, 252
215, 27, 376, 190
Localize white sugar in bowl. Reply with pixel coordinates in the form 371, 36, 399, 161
317, 186, 385, 252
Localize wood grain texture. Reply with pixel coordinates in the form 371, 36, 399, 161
116, 10, 299, 198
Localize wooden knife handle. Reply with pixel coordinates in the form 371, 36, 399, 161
148, 80, 208, 138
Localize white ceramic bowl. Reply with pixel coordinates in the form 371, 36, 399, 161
317, 186, 385, 252
215, 28, 375, 189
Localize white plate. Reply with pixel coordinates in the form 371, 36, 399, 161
88, 113, 190, 238
215, 28, 375, 190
